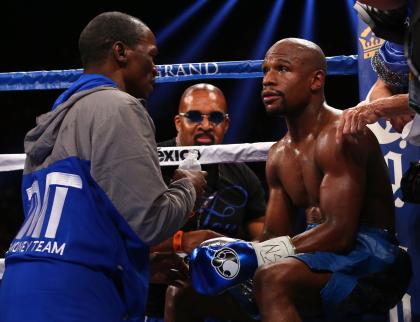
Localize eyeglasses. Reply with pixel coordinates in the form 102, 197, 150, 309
179, 111, 228, 125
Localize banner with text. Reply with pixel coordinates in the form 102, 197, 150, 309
358, 20, 420, 322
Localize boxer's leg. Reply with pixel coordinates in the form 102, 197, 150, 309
165, 284, 256, 322
254, 257, 331, 322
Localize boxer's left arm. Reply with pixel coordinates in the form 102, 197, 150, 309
292, 125, 370, 253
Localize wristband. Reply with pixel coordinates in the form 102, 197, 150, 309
172, 230, 184, 252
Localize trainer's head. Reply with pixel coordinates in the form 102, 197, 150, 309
79, 11, 158, 99
175, 83, 229, 146
261, 38, 326, 116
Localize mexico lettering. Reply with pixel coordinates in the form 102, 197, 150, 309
158, 148, 201, 163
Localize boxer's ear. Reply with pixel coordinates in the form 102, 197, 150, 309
310, 69, 325, 92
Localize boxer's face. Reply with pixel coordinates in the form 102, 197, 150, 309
175, 88, 229, 146
261, 41, 313, 116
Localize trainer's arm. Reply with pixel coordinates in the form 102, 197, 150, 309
336, 93, 411, 144
367, 78, 395, 101
150, 229, 223, 253
368, 79, 414, 132
292, 126, 369, 253
357, 0, 407, 10
90, 99, 196, 246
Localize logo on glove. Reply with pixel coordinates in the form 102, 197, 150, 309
211, 247, 240, 280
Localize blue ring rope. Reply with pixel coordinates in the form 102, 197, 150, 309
0, 55, 357, 91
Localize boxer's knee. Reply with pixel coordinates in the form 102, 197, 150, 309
254, 260, 297, 298
166, 285, 180, 299
165, 285, 189, 307
165, 286, 195, 322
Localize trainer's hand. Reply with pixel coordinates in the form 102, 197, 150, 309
150, 252, 190, 288
172, 169, 207, 197
182, 230, 224, 254
336, 101, 381, 145
389, 113, 414, 133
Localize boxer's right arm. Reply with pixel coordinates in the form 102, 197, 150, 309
190, 146, 298, 295
260, 144, 296, 241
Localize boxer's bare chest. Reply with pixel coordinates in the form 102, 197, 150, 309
275, 138, 323, 208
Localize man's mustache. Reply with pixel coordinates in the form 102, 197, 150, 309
194, 132, 215, 140
262, 89, 285, 98
194, 132, 215, 145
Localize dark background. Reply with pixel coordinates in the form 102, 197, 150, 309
0, 0, 361, 253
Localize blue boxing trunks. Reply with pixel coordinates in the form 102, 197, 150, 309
293, 225, 411, 317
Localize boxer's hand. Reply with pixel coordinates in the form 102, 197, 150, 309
172, 169, 207, 197
189, 236, 295, 295
190, 238, 258, 295
182, 230, 224, 254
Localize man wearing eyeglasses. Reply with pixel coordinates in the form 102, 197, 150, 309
146, 83, 266, 322
173, 86, 230, 146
